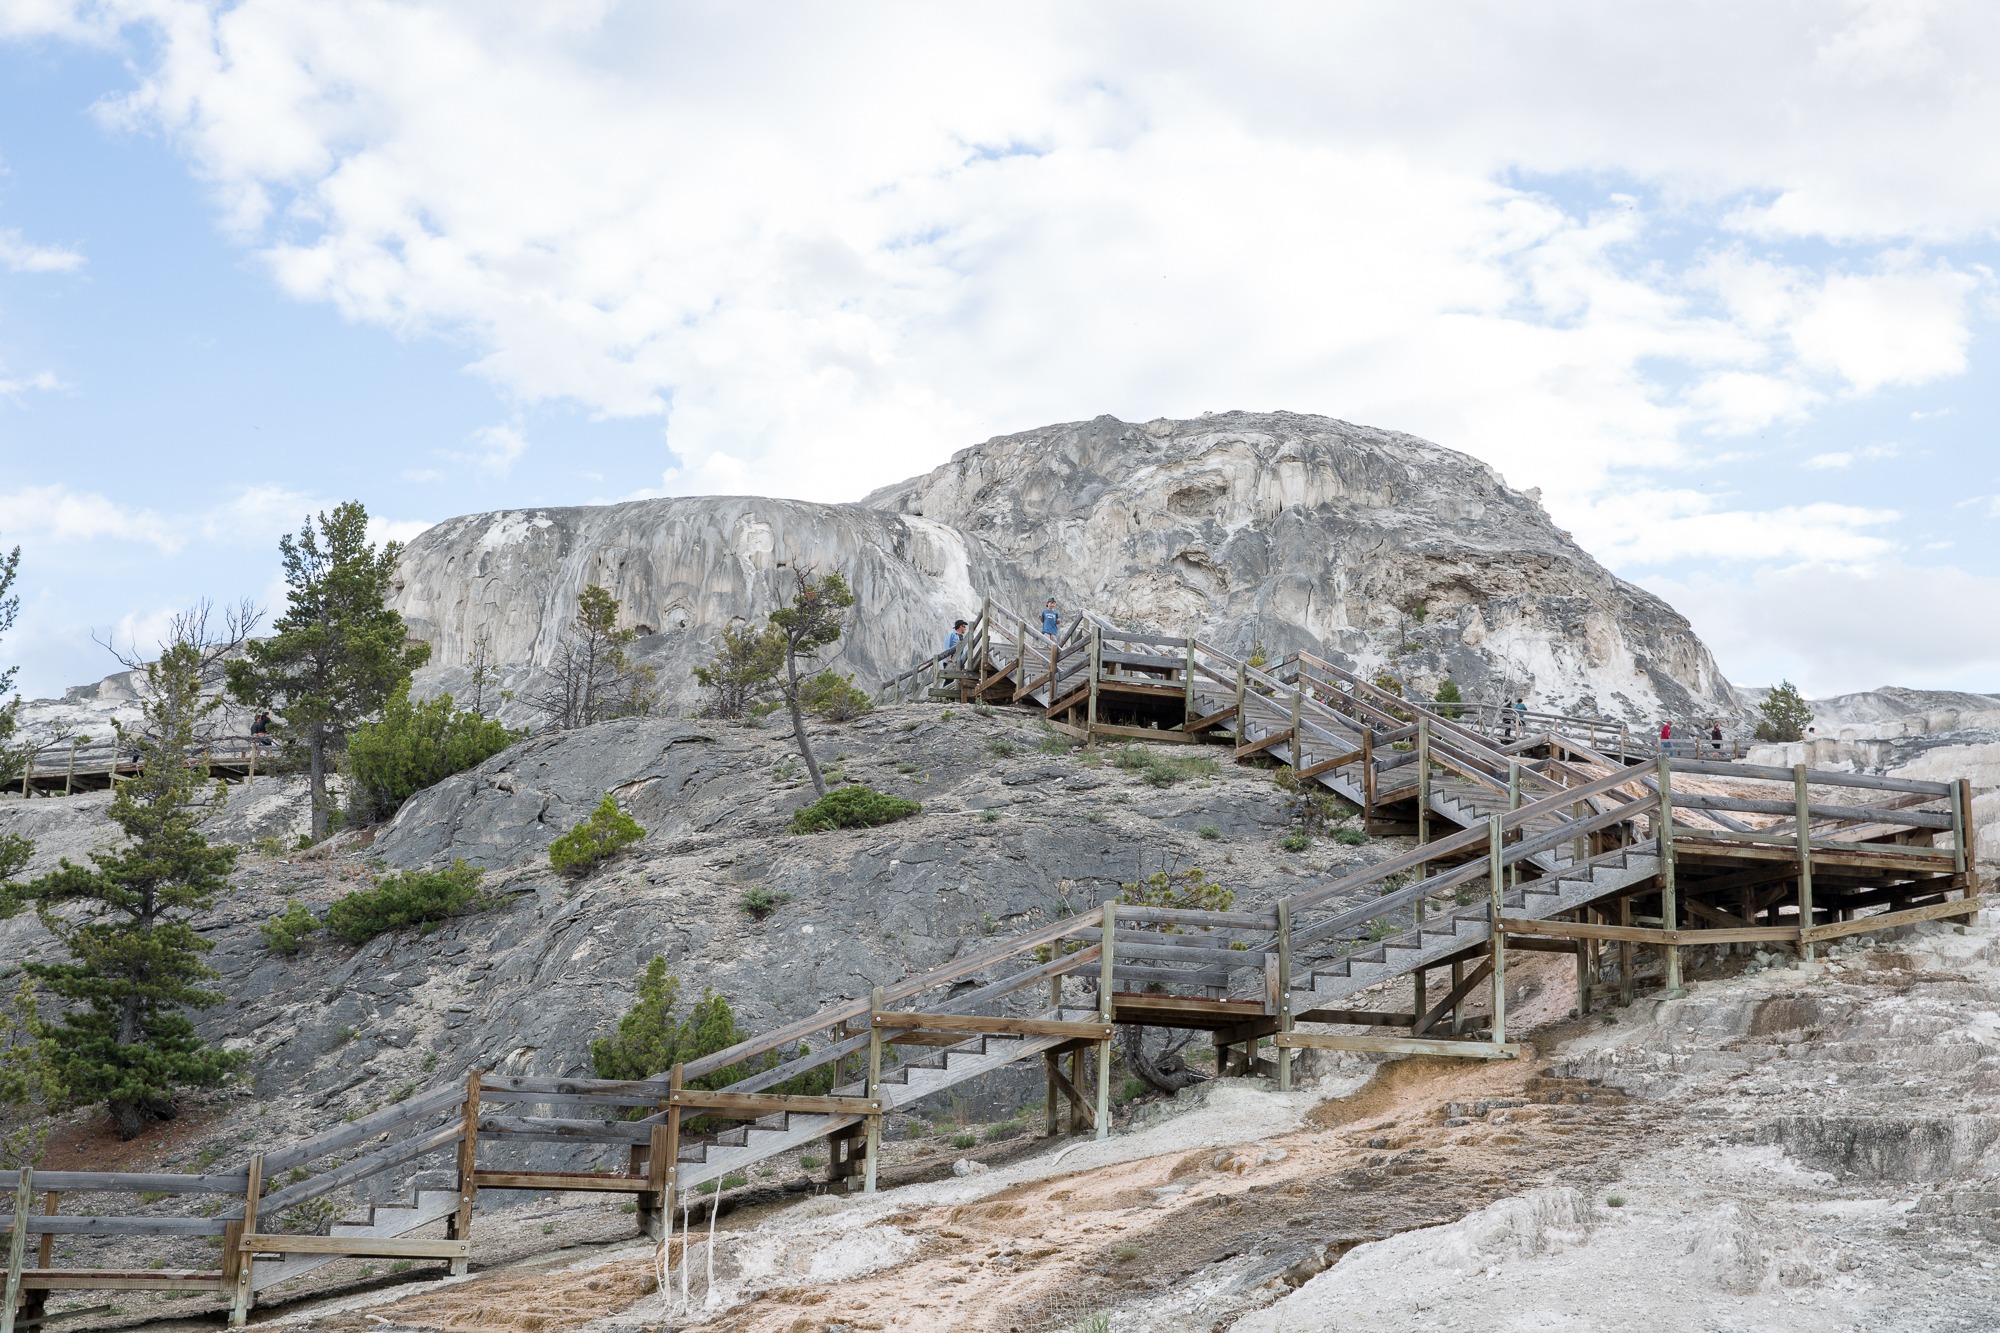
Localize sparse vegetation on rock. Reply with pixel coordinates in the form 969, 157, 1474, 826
789, 783, 921, 833
226, 501, 431, 841
548, 793, 647, 874
345, 686, 523, 822
523, 584, 661, 729
1755, 679, 1814, 742
323, 860, 488, 944
2, 636, 244, 1138
260, 900, 318, 954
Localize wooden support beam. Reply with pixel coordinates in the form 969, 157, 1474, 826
1233, 728, 1294, 760
1184, 706, 1238, 734
1798, 895, 1987, 944
1046, 1058, 1096, 1132
1488, 816, 1506, 1045
864, 986, 884, 1194
3, 1167, 28, 1333
670, 1088, 885, 1117
1096, 902, 1115, 1141
1658, 755, 1680, 990
450, 1068, 480, 1272
227, 1155, 261, 1328
471, 1171, 654, 1193
1292, 1008, 1418, 1028
1275, 899, 1294, 1093
1795, 763, 1815, 960
873, 1012, 1113, 1040
1414, 959, 1493, 1037
1295, 748, 1365, 781
1273, 1031, 1520, 1059
241, 1235, 470, 1260
1496, 917, 1800, 946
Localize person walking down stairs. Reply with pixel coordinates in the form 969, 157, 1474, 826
1040, 598, 1060, 638
940, 619, 968, 662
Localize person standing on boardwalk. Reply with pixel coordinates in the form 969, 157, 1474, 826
1040, 598, 1060, 638
1512, 697, 1528, 735
1710, 722, 1724, 757
940, 619, 968, 661
1660, 719, 1674, 757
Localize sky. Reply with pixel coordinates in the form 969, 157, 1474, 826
0, 1, 1997, 702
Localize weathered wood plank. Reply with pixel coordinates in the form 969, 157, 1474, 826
1665, 759, 1952, 795
1117, 906, 1278, 930
470, 1171, 652, 1194
19, 1271, 225, 1292
1669, 791, 1953, 830
1798, 894, 1984, 943
669, 1091, 883, 1116
0, 1171, 247, 1196
257, 1124, 462, 1215
241, 1235, 468, 1259
1273, 1032, 1520, 1059
872, 1013, 1113, 1040
1, 1216, 228, 1238
1495, 917, 1800, 947
475, 1115, 653, 1145
261, 1085, 464, 1176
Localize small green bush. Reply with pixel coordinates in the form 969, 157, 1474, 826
789, 784, 922, 834
324, 860, 488, 945
1280, 831, 1310, 852
1334, 828, 1367, 846
740, 886, 792, 920
346, 686, 523, 823
1112, 746, 1217, 787
549, 793, 647, 874
261, 900, 318, 954
987, 739, 1019, 757
1196, 825, 1221, 841
799, 1154, 823, 1170
951, 1132, 977, 1149
801, 670, 873, 722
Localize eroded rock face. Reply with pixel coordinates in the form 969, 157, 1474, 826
389, 497, 1017, 717
865, 412, 1739, 721
389, 413, 1739, 724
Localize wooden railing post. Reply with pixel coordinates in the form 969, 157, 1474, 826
658, 1064, 682, 1234
1958, 778, 1980, 901
1086, 628, 1103, 740
451, 1069, 481, 1269
1095, 902, 1116, 1140
1183, 639, 1196, 727
1794, 764, 1815, 960
1361, 727, 1376, 815
1487, 817, 1506, 1045
864, 987, 884, 1193
1289, 686, 1303, 768
1657, 754, 1680, 990
1416, 717, 1432, 845
1275, 899, 1294, 1091
1507, 761, 1521, 889
229, 1153, 263, 1327
1234, 661, 1246, 724
1044, 973, 1062, 1137
2, 1166, 29, 1333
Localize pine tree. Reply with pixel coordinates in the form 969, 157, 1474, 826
524, 584, 659, 729
693, 625, 784, 719
589, 957, 754, 1087
1, 639, 244, 1139
1433, 677, 1464, 720
1755, 680, 1814, 743
226, 503, 430, 839
769, 569, 856, 797
0, 537, 22, 785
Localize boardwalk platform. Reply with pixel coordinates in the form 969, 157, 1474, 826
5, 599, 1981, 1329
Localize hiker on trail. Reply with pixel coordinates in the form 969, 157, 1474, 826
1710, 722, 1724, 757
1512, 697, 1528, 734
1500, 699, 1516, 741
1660, 719, 1674, 757
252, 710, 274, 746
940, 619, 968, 662
1040, 598, 1060, 638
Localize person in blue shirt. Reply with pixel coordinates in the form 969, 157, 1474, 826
940, 619, 968, 661
1040, 599, 1060, 638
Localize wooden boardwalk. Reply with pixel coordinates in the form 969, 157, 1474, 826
3, 602, 1982, 1328
10, 736, 267, 798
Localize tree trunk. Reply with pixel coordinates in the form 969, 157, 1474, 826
308, 728, 328, 840
1120, 1025, 1203, 1095
110, 1098, 145, 1140
786, 651, 826, 798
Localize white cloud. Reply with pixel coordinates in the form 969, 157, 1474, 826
1571, 490, 1899, 567
0, 483, 178, 549
0, 229, 84, 273
7, 0, 1980, 540
1804, 443, 1902, 470
1645, 561, 2000, 695
0, 369, 62, 397
443, 423, 527, 477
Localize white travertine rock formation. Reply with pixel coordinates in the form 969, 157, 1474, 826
865, 412, 1740, 720
386, 411, 1741, 721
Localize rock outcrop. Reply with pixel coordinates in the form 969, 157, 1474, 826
388, 412, 1741, 724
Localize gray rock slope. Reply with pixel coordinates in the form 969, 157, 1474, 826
0, 705, 1391, 1163
389, 412, 1738, 726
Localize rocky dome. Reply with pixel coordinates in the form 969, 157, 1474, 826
388, 412, 1740, 723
